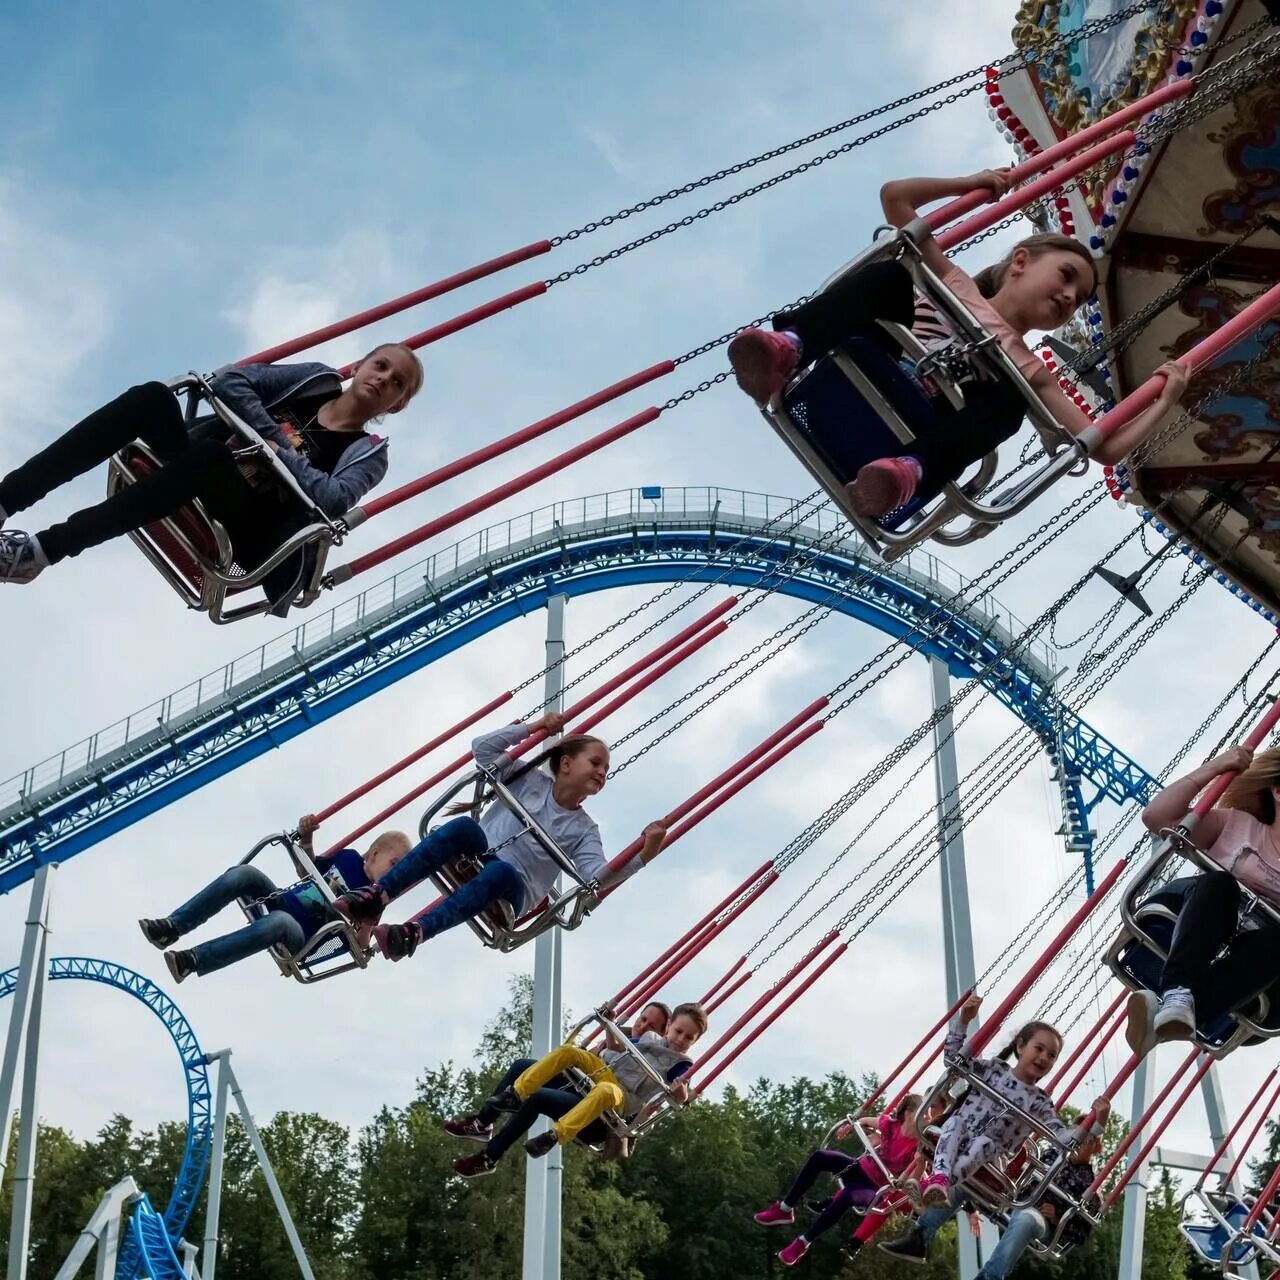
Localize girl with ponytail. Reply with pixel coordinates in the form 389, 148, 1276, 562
331, 712, 667, 960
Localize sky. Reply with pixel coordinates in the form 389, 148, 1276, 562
0, 0, 1275, 1224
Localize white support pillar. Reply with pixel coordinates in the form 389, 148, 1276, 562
201, 1053, 233, 1280
212, 1052, 316, 1280
51, 1175, 138, 1280
928, 658, 994, 1279
523, 594, 567, 1280
5, 865, 55, 1280
1117, 1050, 1158, 1280
1199, 1064, 1260, 1280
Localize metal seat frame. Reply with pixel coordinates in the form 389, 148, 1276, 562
1104, 826, 1280, 1056
558, 1006, 691, 1152
416, 764, 600, 953
760, 222, 1091, 562
105, 372, 349, 623
235, 832, 370, 984
913, 1056, 1098, 1257
1179, 1184, 1273, 1272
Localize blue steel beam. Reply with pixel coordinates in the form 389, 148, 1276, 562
0, 525, 1155, 893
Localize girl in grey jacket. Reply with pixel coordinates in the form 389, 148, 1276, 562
0, 343, 422, 613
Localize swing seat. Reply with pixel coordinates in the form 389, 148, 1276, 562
1105, 832, 1280, 1056
105, 373, 343, 624
416, 767, 599, 953
759, 227, 1089, 561
1181, 1200, 1259, 1265
235, 833, 370, 984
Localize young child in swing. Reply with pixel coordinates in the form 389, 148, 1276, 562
878, 995, 1108, 1263
728, 168, 1189, 518
754, 1093, 923, 1267
331, 712, 668, 959
447, 1002, 708, 1177
138, 814, 410, 981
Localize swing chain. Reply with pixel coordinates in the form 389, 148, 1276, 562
543, 85, 985, 287
548, 0, 1163, 247
662, 369, 732, 410
673, 294, 810, 366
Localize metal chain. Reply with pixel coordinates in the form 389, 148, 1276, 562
548, 1, 1165, 248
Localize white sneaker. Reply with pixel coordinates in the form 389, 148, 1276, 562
0, 531, 47, 584
1154, 987, 1196, 1042
1125, 990, 1160, 1057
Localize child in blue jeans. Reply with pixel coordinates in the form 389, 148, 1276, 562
332, 713, 668, 959
139, 814, 409, 981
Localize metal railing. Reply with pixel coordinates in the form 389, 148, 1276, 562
0, 486, 1055, 818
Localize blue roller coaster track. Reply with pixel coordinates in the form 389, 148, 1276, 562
0, 487, 1158, 894
0, 958, 210, 1278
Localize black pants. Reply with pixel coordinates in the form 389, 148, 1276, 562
1162, 871, 1280, 1020
0, 381, 283, 567
773, 261, 1025, 502
479, 1059, 607, 1160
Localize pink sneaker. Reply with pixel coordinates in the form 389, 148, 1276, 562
778, 1237, 810, 1267
728, 328, 800, 405
919, 1172, 950, 1207
754, 1202, 796, 1227
845, 456, 921, 518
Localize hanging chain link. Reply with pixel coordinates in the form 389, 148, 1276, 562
548, 2, 1166, 249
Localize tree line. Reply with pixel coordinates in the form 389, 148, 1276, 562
0, 978, 1249, 1279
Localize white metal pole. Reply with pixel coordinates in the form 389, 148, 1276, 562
223, 1058, 317, 1280
6, 867, 54, 1280
0, 866, 55, 1192
1116, 1049, 1157, 1280
1199, 1065, 1260, 1280
523, 594, 567, 1280
928, 658, 992, 1279
201, 1052, 233, 1280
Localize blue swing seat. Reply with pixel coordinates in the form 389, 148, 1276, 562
1181, 1199, 1261, 1265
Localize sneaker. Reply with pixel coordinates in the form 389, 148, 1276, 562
846, 457, 922, 519
777, 1238, 810, 1267
878, 1228, 928, 1264
331, 884, 386, 925
443, 1115, 493, 1142
138, 917, 178, 949
1154, 986, 1196, 1042
525, 1130, 559, 1159
841, 1238, 864, 1261
754, 1202, 796, 1227
164, 950, 195, 984
919, 1172, 950, 1208
727, 328, 801, 405
372, 921, 421, 962
900, 1175, 924, 1210
485, 1087, 522, 1114
0, 531, 47, 584
1125, 990, 1160, 1057
453, 1151, 498, 1179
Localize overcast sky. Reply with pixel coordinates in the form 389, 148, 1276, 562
0, 0, 1274, 1208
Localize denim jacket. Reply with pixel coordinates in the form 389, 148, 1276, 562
206, 361, 391, 615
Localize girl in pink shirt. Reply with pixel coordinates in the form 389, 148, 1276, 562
1127, 744, 1280, 1052
728, 168, 1188, 519
754, 1093, 922, 1267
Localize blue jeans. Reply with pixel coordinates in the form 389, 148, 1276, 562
480, 1057, 606, 1160
168, 864, 307, 976
379, 817, 526, 941
977, 1209, 1047, 1280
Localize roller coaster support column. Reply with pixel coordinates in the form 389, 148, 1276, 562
51, 1176, 140, 1280
1198, 1066, 1260, 1280
203, 1050, 317, 1280
928, 658, 991, 1280
1116, 1048, 1157, 1280
202, 1053, 232, 1280
0, 865, 55, 1280
524, 594, 568, 1280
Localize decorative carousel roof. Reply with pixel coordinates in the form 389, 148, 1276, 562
1000, 0, 1280, 622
